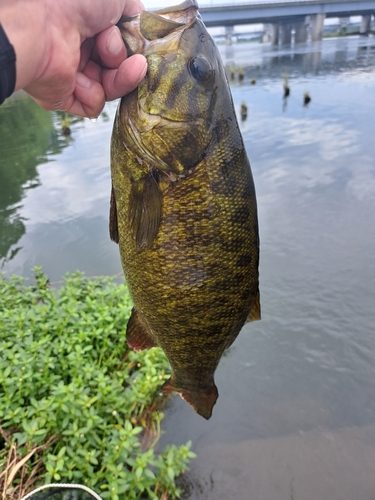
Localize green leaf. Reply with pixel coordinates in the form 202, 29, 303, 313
0, 269, 195, 498
167, 467, 175, 481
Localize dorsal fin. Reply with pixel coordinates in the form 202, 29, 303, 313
246, 290, 261, 322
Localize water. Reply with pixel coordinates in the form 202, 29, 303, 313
1, 36, 375, 499
0, 100, 121, 281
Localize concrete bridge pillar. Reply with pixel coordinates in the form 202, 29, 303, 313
360, 15, 372, 35
280, 23, 292, 45
311, 13, 325, 41
270, 24, 279, 46
225, 25, 234, 45
294, 19, 308, 43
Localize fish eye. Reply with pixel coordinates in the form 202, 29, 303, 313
188, 56, 213, 82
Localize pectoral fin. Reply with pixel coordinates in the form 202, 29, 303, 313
109, 184, 119, 244
129, 171, 162, 249
246, 290, 261, 322
126, 308, 157, 351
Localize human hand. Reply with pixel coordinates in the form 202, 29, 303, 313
2, 0, 147, 117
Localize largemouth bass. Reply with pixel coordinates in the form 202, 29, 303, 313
110, 0, 260, 419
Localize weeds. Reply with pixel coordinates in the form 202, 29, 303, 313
0, 268, 195, 499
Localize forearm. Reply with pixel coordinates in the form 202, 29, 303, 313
0, 0, 48, 91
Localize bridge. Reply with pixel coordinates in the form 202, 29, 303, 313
197, 0, 375, 44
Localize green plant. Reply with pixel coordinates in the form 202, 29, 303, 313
0, 268, 195, 499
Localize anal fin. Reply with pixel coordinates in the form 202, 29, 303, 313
126, 308, 157, 351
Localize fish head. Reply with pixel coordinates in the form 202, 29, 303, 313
117, 0, 228, 174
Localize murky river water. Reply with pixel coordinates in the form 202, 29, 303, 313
1, 36, 375, 499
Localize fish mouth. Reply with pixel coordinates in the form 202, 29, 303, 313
117, 0, 200, 56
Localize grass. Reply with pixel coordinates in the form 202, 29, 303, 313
0, 268, 195, 500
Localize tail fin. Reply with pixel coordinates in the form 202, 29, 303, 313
162, 377, 218, 420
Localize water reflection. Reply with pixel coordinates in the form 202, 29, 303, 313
0, 95, 79, 267
0, 96, 48, 265
221, 36, 375, 82
0, 95, 121, 281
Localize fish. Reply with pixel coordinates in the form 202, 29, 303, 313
110, 0, 260, 420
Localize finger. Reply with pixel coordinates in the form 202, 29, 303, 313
102, 54, 147, 101
82, 60, 102, 83
79, 38, 96, 72
90, 42, 101, 66
77, 1, 125, 39
96, 26, 127, 70
60, 72, 106, 118
123, 0, 145, 17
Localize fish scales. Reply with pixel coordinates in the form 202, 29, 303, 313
110, 0, 260, 419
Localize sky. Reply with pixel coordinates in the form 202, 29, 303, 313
141, 0, 355, 14
142, 0, 253, 8
142, 1, 223, 7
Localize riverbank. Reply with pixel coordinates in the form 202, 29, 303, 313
0, 269, 195, 500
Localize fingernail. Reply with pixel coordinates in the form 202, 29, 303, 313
140, 59, 147, 80
76, 72, 92, 89
107, 27, 123, 56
